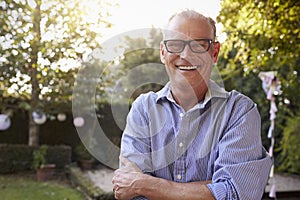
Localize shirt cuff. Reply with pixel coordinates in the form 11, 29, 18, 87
207, 182, 227, 200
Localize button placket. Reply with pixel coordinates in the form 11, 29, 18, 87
179, 112, 184, 118
174, 111, 189, 182
173, 157, 185, 182
179, 142, 183, 147
177, 174, 182, 180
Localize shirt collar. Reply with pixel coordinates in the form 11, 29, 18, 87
155, 80, 228, 108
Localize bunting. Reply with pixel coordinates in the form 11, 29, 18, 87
259, 71, 281, 198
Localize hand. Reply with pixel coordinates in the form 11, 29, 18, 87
119, 156, 142, 173
112, 156, 143, 200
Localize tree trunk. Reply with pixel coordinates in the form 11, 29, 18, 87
28, 59, 40, 146
28, 111, 39, 146
28, 1, 41, 146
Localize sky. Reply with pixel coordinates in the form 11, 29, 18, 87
101, 0, 222, 42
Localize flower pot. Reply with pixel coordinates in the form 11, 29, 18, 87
36, 164, 56, 181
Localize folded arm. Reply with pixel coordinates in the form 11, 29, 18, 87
112, 157, 215, 200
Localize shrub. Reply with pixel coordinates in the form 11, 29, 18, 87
74, 143, 94, 161
0, 144, 71, 173
32, 145, 48, 170
277, 114, 300, 174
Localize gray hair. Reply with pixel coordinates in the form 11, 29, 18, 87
163, 9, 216, 40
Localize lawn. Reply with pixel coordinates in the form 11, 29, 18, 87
0, 172, 85, 200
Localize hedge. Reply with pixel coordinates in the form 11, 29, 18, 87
0, 144, 71, 173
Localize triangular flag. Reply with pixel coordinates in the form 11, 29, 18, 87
269, 184, 276, 198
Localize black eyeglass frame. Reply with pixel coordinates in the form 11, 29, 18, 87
163, 39, 214, 53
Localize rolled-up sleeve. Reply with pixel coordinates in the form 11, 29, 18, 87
207, 97, 272, 200
120, 95, 153, 173
120, 96, 152, 200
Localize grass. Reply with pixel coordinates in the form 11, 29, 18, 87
0, 171, 86, 200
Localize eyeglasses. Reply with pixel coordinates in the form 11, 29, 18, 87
163, 39, 214, 54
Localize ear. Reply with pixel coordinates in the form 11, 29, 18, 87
160, 41, 165, 64
212, 42, 220, 63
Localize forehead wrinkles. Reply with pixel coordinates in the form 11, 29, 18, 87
163, 17, 214, 40
163, 30, 192, 40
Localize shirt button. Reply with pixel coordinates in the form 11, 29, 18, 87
179, 142, 183, 147
179, 113, 184, 117
177, 174, 182, 180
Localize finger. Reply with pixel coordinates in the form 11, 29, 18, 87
113, 184, 120, 191
114, 191, 119, 200
112, 173, 123, 184
111, 175, 118, 184
114, 187, 122, 200
114, 169, 126, 175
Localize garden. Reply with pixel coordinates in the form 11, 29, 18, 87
0, 172, 84, 200
0, 142, 116, 200
0, 0, 299, 199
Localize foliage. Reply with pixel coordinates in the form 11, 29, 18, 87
32, 145, 48, 170
0, 0, 112, 111
113, 28, 167, 103
0, 0, 114, 145
74, 143, 94, 161
0, 144, 71, 173
277, 114, 300, 174
72, 60, 115, 113
0, 173, 85, 200
217, 0, 300, 173
218, 0, 300, 110
219, 69, 271, 148
0, 144, 33, 173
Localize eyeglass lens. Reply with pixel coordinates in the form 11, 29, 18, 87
165, 39, 211, 53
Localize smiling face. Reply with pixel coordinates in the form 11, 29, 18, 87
160, 15, 220, 95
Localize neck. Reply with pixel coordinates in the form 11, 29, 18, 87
171, 84, 208, 111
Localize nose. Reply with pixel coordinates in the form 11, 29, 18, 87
179, 43, 193, 59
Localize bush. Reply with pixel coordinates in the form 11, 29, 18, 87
0, 144, 33, 173
0, 144, 71, 173
74, 143, 95, 161
46, 145, 72, 169
278, 114, 300, 174
32, 145, 48, 170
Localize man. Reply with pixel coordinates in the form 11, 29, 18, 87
112, 9, 272, 200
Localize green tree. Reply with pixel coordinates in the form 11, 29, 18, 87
217, 0, 300, 173
218, 0, 299, 111
115, 28, 166, 103
0, 0, 113, 145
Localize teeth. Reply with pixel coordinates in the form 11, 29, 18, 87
178, 66, 198, 70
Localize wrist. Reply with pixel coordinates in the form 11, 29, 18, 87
133, 173, 153, 196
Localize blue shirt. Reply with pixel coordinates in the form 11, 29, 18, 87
120, 80, 272, 200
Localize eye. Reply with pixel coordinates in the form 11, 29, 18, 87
168, 41, 182, 47
166, 40, 184, 51
191, 42, 203, 48
191, 41, 205, 50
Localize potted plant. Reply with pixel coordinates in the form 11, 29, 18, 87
32, 145, 56, 181
75, 143, 95, 170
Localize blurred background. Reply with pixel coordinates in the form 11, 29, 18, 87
0, 0, 299, 199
